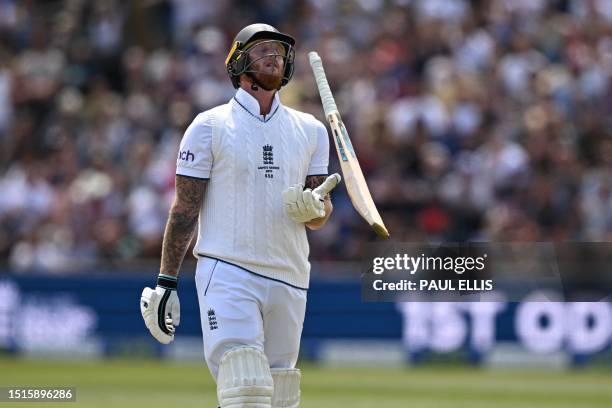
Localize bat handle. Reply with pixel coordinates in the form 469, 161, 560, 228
308, 51, 339, 117
313, 173, 342, 196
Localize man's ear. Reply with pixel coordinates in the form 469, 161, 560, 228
238, 74, 248, 88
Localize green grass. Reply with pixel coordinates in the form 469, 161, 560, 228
0, 356, 610, 407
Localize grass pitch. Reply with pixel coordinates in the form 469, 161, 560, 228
0, 356, 610, 408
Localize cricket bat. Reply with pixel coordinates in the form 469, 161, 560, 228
308, 51, 390, 239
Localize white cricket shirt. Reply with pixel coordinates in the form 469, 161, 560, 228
176, 89, 329, 289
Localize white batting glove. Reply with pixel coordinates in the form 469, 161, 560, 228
282, 173, 341, 223
140, 274, 181, 344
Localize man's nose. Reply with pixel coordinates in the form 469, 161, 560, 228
264, 54, 282, 66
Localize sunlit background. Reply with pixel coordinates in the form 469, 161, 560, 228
0, 1, 610, 407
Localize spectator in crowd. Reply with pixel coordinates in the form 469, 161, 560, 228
0, 0, 610, 273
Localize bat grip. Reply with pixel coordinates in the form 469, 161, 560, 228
308, 52, 339, 117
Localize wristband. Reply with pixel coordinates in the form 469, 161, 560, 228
157, 274, 178, 290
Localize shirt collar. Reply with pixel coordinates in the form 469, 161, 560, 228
234, 88, 281, 122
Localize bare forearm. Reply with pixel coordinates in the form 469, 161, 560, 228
159, 175, 207, 277
159, 207, 198, 277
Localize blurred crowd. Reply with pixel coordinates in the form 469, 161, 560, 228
0, 0, 611, 273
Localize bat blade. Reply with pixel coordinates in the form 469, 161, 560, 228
309, 51, 389, 239
328, 115, 389, 239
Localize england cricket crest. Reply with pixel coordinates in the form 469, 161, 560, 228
258, 144, 280, 179
208, 308, 218, 330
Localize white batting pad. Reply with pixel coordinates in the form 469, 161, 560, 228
217, 347, 274, 408
270, 368, 301, 408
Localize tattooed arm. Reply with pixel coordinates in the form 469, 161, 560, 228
159, 175, 207, 277
139, 175, 206, 344
304, 175, 333, 231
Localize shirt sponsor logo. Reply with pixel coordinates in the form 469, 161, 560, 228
178, 150, 195, 162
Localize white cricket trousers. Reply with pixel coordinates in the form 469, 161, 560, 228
194, 256, 307, 380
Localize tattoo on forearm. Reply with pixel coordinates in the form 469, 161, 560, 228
305, 175, 331, 200
160, 211, 197, 275
160, 176, 207, 276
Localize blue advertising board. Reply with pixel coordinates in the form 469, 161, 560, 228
0, 272, 610, 365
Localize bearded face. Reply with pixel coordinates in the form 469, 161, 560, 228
245, 40, 287, 91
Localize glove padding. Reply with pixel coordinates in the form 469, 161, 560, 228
282, 173, 341, 223
140, 277, 180, 344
